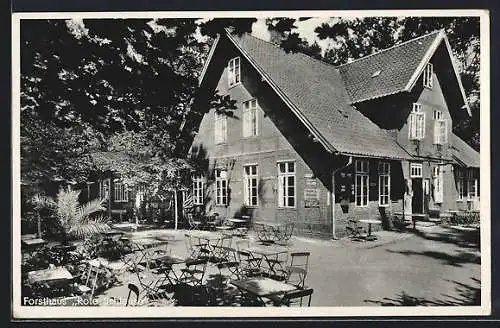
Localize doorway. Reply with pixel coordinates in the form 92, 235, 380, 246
412, 178, 423, 214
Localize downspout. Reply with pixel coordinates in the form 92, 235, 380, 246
331, 156, 353, 240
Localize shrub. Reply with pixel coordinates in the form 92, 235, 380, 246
450, 211, 480, 227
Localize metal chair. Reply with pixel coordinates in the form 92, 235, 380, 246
346, 219, 365, 240
126, 283, 140, 306
205, 213, 219, 231
187, 213, 202, 230
76, 260, 102, 297
177, 258, 209, 287
285, 252, 310, 288
235, 239, 262, 277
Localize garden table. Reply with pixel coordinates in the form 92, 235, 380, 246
358, 219, 381, 241
244, 246, 289, 278
27, 266, 73, 285
189, 232, 229, 260
155, 255, 187, 285
230, 277, 297, 305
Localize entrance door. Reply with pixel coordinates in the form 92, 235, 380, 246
412, 178, 423, 214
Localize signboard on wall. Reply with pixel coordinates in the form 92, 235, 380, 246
304, 188, 320, 208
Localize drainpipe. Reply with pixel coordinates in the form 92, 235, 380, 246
331, 156, 353, 240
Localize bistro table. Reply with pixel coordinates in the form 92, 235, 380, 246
358, 219, 381, 241
244, 245, 289, 278
231, 276, 297, 305
22, 238, 47, 247
254, 221, 285, 244
189, 231, 231, 261
155, 255, 187, 285
27, 266, 73, 285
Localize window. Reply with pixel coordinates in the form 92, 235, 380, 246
278, 161, 295, 208
433, 110, 448, 145
243, 99, 258, 137
215, 169, 228, 206
192, 176, 204, 205
456, 169, 466, 200
114, 182, 128, 202
228, 57, 241, 87
467, 171, 478, 199
410, 163, 423, 178
99, 179, 110, 199
243, 165, 258, 207
214, 111, 227, 144
355, 160, 369, 207
409, 103, 425, 140
378, 162, 391, 206
433, 166, 443, 203
423, 62, 433, 88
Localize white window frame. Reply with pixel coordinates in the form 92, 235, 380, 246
99, 179, 110, 199
423, 62, 433, 89
378, 162, 391, 207
192, 176, 204, 205
433, 110, 448, 145
228, 57, 241, 87
114, 181, 128, 202
214, 111, 227, 144
278, 161, 296, 208
355, 159, 369, 207
243, 99, 258, 137
467, 171, 478, 200
410, 163, 423, 178
243, 165, 258, 207
215, 169, 228, 206
409, 103, 425, 140
456, 168, 466, 201
433, 166, 443, 203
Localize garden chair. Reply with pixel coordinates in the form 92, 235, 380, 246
205, 213, 219, 231
272, 288, 314, 307
285, 252, 310, 288
177, 257, 209, 287
126, 283, 140, 306
76, 260, 101, 297
346, 219, 365, 240
235, 239, 263, 277
184, 233, 207, 260
211, 234, 233, 263
208, 247, 243, 305
276, 222, 295, 245
187, 213, 202, 230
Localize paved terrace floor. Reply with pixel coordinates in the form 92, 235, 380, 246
96, 224, 481, 306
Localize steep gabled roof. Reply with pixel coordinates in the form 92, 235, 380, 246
451, 134, 480, 168
224, 32, 412, 160
338, 30, 471, 115
338, 31, 441, 103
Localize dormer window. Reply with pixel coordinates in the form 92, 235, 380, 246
228, 57, 241, 87
423, 62, 433, 89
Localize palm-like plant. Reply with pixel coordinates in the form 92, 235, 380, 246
31, 189, 111, 240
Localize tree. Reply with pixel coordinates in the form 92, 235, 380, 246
31, 190, 110, 241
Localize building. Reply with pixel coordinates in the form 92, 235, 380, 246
189, 29, 480, 238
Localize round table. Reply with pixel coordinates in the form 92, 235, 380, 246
358, 219, 382, 240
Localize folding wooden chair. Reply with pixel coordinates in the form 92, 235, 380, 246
285, 252, 310, 288
187, 213, 202, 230
212, 234, 233, 263
235, 240, 262, 277
177, 258, 209, 287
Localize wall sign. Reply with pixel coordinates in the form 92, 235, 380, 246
304, 188, 320, 208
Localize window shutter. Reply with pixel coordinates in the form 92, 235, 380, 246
434, 120, 440, 144
409, 113, 416, 139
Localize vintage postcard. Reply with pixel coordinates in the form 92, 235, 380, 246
11, 9, 490, 318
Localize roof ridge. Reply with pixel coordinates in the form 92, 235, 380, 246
238, 31, 339, 69
336, 29, 443, 68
